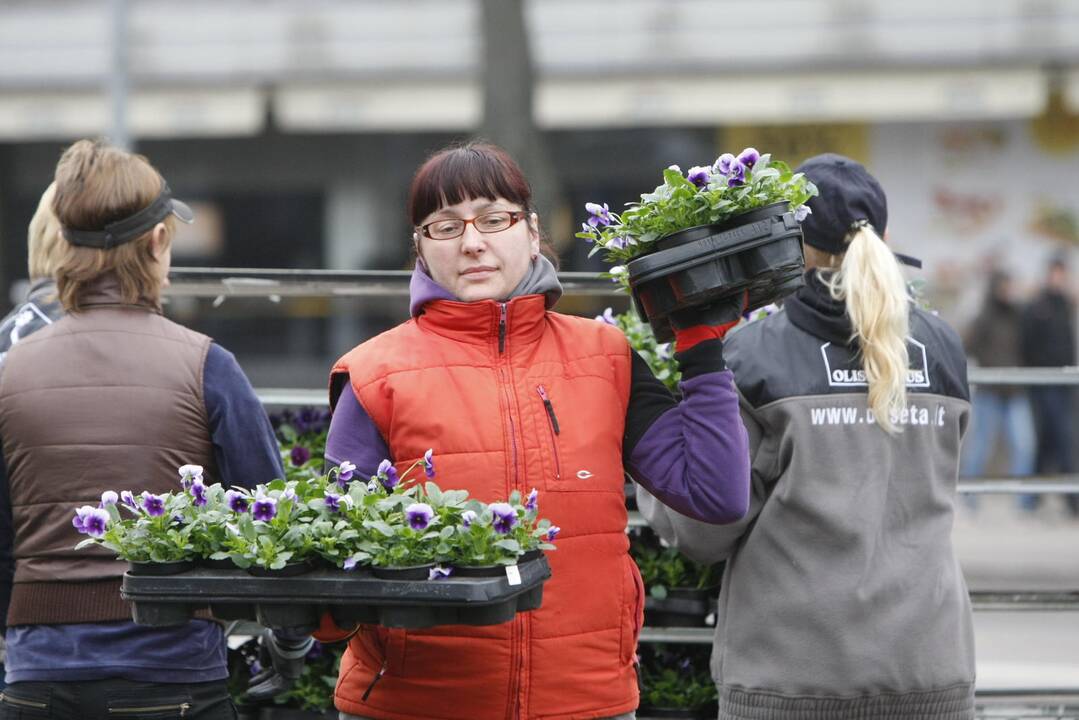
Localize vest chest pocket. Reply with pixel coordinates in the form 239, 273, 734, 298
532, 384, 622, 494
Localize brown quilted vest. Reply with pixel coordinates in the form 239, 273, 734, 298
0, 278, 217, 626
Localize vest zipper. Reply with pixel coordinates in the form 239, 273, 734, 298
1, 693, 47, 710
109, 703, 191, 716
498, 303, 507, 354
498, 302, 524, 719
536, 385, 562, 481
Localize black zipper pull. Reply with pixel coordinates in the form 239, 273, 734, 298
498, 303, 507, 354
536, 386, 560, 435
362, 661, 387, 701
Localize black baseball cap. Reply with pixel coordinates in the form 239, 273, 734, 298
62, 181, 194, 250
796, 154, 887, 256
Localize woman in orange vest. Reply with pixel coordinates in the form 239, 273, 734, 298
322, 142, 750, 720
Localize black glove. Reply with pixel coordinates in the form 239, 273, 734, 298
243, 628, 314, 703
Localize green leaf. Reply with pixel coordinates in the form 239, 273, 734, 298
494, 539, 520, 553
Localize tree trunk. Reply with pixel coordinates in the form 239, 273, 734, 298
479, 0, 565, 248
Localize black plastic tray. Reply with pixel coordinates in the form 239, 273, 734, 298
627, 203, 805, 341
121, 556, 550, 630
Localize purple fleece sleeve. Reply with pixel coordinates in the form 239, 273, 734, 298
625, 343, 750, 524
325, 385, 391, 476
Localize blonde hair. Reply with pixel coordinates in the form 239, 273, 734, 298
51, 139, 172, 312
27, 182, 65, 281
812, 224, 910, 434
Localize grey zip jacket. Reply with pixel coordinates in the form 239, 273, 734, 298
638, 274, 975, 720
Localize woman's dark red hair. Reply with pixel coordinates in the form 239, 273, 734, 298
407, 142, 533, 226
407, 141, 558, 266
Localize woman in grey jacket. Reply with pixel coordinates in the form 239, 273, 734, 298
638, 154, 975, 720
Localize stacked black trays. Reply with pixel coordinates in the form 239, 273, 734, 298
121, 554, 550, 630
627, 203, 805, 342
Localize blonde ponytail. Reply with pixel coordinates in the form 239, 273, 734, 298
822, 224, 910, 434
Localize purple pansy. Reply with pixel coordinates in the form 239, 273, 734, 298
141, 492, 167, 517
585, 202, 612, 228
100, 490, 118, 507
461, 510, 478, 528
686, 166, 711, 188
120, 490, 138, 510
423, 449, 435, 479
546, 525, 561, 542
489, 503, 518, 534
225, 490, 249, 513
429, 566, 454, 581
343, 557, 358, 571
252, 496, 277, 522
525, 488, 538, 512
607, 236, 628, 250
714, 153, 736, 175
727, 160, 747, 187
595, 307, 617, 325
405, 502, 435, 531
177, 464, 203, 490
189, 480, 208, 507
290, 446, 311, 467
377, 459, 399, 490
736, 147, 760, 168
338, 461, 356, 483
72, 505, 110, 537
324, 491, 342, 513
794, 205, 812, 223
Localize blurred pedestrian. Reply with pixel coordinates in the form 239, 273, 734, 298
1020, 253, 1077, 515
962, 269, 1036, 509
0, 139, 287, 719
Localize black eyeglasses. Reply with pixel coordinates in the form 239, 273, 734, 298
418, 210, 528, 241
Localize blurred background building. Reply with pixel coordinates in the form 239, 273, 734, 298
1, 0, 1077, 386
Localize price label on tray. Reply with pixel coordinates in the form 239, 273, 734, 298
505, 564, 522, 586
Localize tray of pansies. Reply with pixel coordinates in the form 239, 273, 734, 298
73, 454, 558, 630
577, 148, 818, 342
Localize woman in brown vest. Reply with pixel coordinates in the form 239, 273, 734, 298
0, 139, 287, 719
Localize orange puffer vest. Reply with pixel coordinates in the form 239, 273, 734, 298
329, 294, 643, 720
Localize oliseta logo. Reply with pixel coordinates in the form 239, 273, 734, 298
821, 339, 930, 388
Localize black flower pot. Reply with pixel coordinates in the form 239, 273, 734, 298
520, 549, 543, 564
130, 600, 193, 626
644, 587, 715, 627
127, 560, 196, 576
456, 600, 518, 626
627, 203, 804, 342
330, 604, 380, 627
371, 563, 435, 581
516, 585, 545, 612
210, 602, 256, 622
255, 602, 321, 631
453, 564, 504, 578
377, 605, 439, 629
200, 556, 236, 571
247, 561, 313, 578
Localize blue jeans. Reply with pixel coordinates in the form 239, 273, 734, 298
962, 390, 1036, 508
